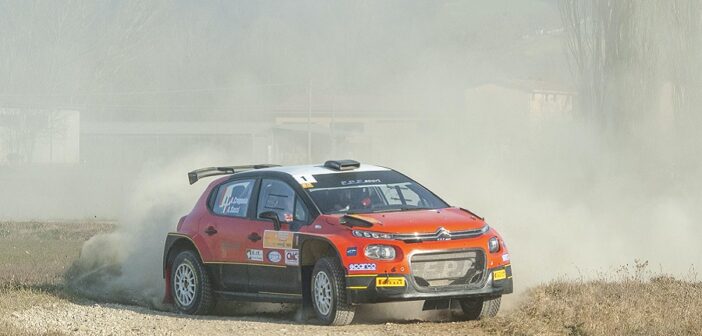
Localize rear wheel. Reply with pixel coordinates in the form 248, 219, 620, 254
171, 250, 215, 315
311, 257, 356, 325
458, 296, 501, 320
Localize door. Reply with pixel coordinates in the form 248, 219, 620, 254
201, 178, 257, 292
246, 178, 310, 295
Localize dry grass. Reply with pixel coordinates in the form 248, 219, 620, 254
0, 221, 113, 286
482, 263, 702, 335
0, 221, 113, 336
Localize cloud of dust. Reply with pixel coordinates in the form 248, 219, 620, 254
66, 151, 220, 307
66, 150, 294, 314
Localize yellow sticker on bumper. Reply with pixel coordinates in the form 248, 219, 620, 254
493, 269, 507, 281
376, 277, 406, 287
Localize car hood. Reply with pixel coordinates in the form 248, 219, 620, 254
329, 207, 486, 234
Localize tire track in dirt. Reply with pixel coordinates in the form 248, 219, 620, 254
9, 300, 489, 336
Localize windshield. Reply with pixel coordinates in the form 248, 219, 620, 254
305, 170, 449, 214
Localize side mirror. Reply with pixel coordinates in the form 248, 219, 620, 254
259, 211, 281, 231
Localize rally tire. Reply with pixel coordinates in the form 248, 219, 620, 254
171, 250, 215, 315
458, 296, 501, 320
311, 256, 356, 325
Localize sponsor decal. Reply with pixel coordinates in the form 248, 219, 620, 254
412, 259, 474, 279
348, 263, 376, 271
376, 277, 406, 287
294, 175, 317, 189
267, 250, 282, 263
263, 230, 294, 249
284, 249, 299, 266
341, 179, 381, 186
493, 269, 507, 281
346, 247, 357, 257
502, 253, 510, 262
246, 249, 263, 262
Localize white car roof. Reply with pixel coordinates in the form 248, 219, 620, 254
257, 163, 390, 177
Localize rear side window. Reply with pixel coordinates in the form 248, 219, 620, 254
212, 179, 255, 217
257, 179, 309, 223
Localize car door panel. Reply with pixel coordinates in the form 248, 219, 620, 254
246, 223, 302, 294
199, 178, 257, 292
245, 179, 310, 295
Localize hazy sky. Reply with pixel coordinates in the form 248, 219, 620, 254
0, 0, 563, 120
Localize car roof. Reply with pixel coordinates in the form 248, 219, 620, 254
255, 163, 391, 177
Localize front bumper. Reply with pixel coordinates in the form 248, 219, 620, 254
346, 264, 513, 304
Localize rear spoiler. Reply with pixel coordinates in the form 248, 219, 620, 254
187, 164, 280, 185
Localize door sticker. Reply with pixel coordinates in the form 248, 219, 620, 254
285, 249, 299, 266
263, 230, 294, 249
267, 250, 282, 263
246, 249, 263, 262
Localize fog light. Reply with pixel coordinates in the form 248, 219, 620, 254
488, 237, 500, 253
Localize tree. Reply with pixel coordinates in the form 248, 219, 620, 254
558, 0, 701, 134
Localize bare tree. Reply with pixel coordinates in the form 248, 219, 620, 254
559, 0, 702, 134
0, 108, 51, 163
666, 0, 702, 127
0, 1, 163, 164
559, 1, 658, 131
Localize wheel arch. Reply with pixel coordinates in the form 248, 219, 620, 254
299, 235, 356, 325
163, 233, 205, 304
297, 235, 345, 310
163, 234, 203, 278
299, 235, 343, 267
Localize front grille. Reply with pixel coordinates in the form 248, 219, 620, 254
393, 225, 489, 242
410, 250, 486, 288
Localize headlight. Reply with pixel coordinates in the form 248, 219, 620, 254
352, 230, 393, 240
488, 236, 500, 253
364, 244, 396, 260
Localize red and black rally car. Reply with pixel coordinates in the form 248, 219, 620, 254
163, 160, 512, 325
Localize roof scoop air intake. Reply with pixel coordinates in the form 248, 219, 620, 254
324, 160, 361, 171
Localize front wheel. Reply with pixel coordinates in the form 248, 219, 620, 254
311, 257, 356, 325
458, 296, 501, 320
171, 250, 215, 315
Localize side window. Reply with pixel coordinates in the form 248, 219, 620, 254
212, 179, 255, 217
258, 179, 309, 223
294, 195, 309, 222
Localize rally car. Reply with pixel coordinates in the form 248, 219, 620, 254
163, 160, 512, 325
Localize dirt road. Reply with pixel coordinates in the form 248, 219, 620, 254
8, 298, 489, 336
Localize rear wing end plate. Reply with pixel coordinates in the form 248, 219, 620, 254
187, 164, 280, 185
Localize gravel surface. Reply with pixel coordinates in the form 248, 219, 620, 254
8, 300, 490, 336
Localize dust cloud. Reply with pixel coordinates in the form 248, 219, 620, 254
0, 0, 700, 321
66, 151, 220, 307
